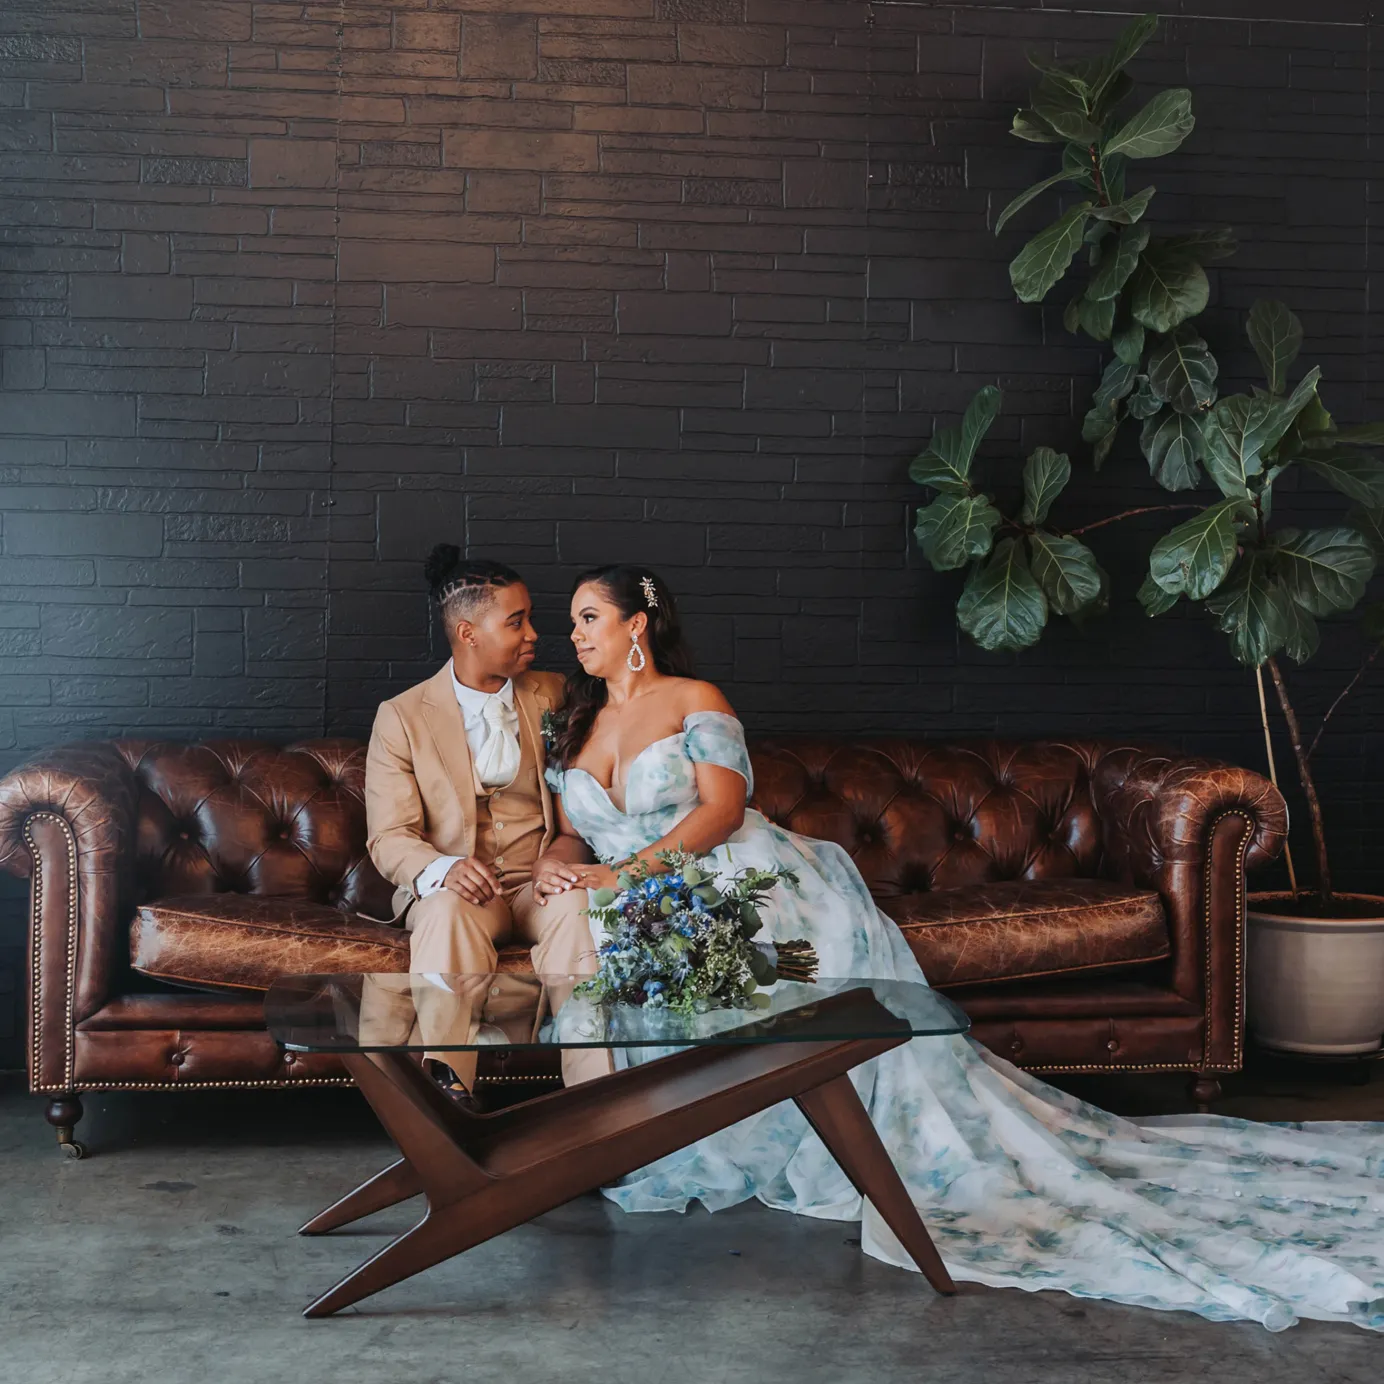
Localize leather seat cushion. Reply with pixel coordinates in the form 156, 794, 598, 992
882, 879, 1169, 989
131, 894, 540, 992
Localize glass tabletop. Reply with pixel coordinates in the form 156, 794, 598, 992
265, 973, 969, 1054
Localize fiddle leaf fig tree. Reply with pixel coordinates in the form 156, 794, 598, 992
910, 387, 1108, 652
998, 13, 1236, 482
1138, 299, 1384, 900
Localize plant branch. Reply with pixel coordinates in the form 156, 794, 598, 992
1066, 504, 1202, 537
1255, 665, 1298, 897
1266, 656, 1332, 902
1306, 643, 1383, 762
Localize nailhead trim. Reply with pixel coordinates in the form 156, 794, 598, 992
1201, 809, 1255, 1072
33, 1078, 356, 1093
24, 811, 78, 1093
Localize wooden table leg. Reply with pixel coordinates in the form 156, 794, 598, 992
795, 1075, 956, 1294
299, 1157, 421, 1235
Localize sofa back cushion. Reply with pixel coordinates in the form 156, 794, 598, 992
747, 739, 1108, 900
114, 739, 394, 917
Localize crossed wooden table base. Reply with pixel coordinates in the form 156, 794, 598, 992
298, 988, 957, 1317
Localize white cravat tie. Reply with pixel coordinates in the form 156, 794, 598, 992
473, 692, 520, 788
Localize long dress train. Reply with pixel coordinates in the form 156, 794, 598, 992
545, 712, 1384, 1332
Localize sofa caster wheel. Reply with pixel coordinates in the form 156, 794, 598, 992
45, 1093, 85, 1157
61, 1139, 88, 1160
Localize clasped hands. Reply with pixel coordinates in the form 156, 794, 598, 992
440, 855, 621, 907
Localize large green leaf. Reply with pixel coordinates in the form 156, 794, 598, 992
1082, 399, 1122, 469
1087, 222, 1150, 301
1160, 226, 1237, 262
1301, 450, 1384, 508
1020, 446, 1071, 525
1032, 96, 1103, 144
1306, 421, 1384, 449
914, 493, 1003, 570
1199, 394, 1278, 498
1092, 356, 1138, 409
909, 385, 1001, 492
956, 538, 1049, 652
1087, 13, 1160, 107
1346, 503, 1384, 558
1127, 374, 1161, 419
1146, 328, 1218, 414
1089, 186, 1156, 225
1028, 532, 1105, 614
1276, 527, 1376, 615
1077, 292, 1116, 340
1148, 498, 1253, 599
995, 168, 1084, 236
1205, 553, 1291, 667
1282, 599, 1321, 664
1103, 88, 1195, 160
1011, 108, 1066, 144
1111, 319, 1145, 365
1245, 299, 1302, 396
1009, 202, 1093, 303
1129, 245, 1209, 332
1137, 572, 1179, 616
1140, 409, 1204, 491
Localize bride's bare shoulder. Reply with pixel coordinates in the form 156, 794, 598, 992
671, 678, 736, 718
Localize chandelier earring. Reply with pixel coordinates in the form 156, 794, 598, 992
626, 630, 647, 673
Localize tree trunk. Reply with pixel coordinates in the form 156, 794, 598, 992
1266, 656, 1332, 903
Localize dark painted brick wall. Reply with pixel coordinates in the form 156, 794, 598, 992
1, 1, 1381, 1064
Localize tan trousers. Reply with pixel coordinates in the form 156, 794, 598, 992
406, 881, 613, 1091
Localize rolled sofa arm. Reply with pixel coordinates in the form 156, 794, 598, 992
1091, 747, 1288, 1071
0, 741, 140, 1090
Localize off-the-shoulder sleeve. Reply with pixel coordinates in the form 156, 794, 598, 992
682, 711, 753, 795
544, 764, 565, 795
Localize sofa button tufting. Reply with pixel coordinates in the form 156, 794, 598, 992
1010, 1039, 1022, 1054
169, 1052, 184, 1066
1106, 1039, 1119, 1052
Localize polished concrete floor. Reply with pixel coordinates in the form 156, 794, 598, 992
3, 1058, 1383, 1384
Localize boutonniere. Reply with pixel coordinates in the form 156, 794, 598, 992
540, 708, 564, 751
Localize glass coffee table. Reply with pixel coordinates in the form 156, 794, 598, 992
266, 972, 969, 1317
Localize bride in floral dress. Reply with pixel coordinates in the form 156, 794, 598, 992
527, 564, 1384, 1333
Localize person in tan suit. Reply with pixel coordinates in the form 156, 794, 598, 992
364, 548, 610, 1095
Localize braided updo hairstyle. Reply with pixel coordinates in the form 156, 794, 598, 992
424, 544, 524, 639
551, 565, 695, 768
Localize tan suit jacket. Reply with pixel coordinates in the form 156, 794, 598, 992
365, 663, 565, 918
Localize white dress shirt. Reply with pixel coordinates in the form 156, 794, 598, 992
413, 668, 521, 898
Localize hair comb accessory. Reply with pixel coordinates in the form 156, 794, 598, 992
640, 575, 659, 608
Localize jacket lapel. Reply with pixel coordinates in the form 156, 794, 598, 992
420, 662, 477, 853
513, 672, 555, 844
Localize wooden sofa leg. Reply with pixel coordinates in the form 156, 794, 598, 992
45, 1094, 87, 1160
1190, 1074, 1221, 1113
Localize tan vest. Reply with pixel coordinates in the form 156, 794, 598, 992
471, 704, 546, 889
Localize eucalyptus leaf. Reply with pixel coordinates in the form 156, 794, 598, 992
1010, 201, 1094, 302
1276, 527, 1377, 615
1301, 450, 1384, 508
1146, 328, 1218, 414
1088, 186, 1156, 224
1028, 532, 1105, 614
1087, 221, 1150, 300
1137, 573, 1179, 616
1020, 446, 1071, 525
1140, 409, 1205, 491
995, 168, 1084, 235
1148, 498, 1253, 599
1245, 298, 1302, 396
1103, 88, 1195, 160
1129, 245, 1209, 332
914, 493, 1004, 570
1205, 554, 1291, 667
1112, 319, 1145, 365
956, 537, 1049, 652
1093, 356, 1138, 409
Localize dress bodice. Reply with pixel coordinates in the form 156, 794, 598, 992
545, 710, 753, 862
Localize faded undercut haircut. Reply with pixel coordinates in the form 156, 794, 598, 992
423, 545, 524, 633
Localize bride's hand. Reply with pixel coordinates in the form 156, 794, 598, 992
532, 854, 584, 905
569, 863, 621, 893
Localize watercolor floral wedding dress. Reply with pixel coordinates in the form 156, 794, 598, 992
545, 710, 1384, 1332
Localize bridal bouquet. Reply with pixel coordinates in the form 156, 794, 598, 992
578, 850, 818, 1016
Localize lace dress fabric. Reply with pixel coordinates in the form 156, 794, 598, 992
546, 711, 1384, 1331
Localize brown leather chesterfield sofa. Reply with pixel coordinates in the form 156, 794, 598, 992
0, 734, 1287, 1156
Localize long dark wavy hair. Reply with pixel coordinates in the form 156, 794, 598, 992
551, 565, 696, 768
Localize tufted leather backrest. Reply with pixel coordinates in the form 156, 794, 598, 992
747, 739, 1112, 899
114, 739, 395, 918
114, 735, 1133, 915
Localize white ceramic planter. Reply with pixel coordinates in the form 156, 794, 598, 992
1247, 893, 1384, 1055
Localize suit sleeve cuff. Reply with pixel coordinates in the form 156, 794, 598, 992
414, 855, 463, 898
